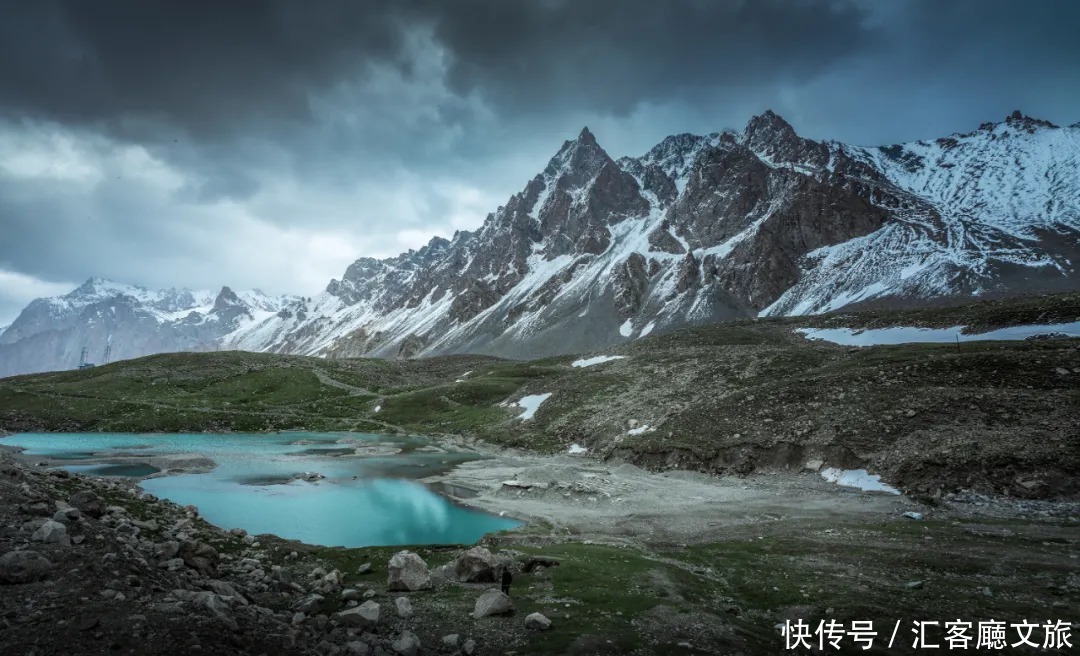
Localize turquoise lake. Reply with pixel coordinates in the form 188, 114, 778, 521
1, 432, 521, 547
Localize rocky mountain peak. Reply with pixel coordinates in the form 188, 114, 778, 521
1004, 110, 1058, 131
545, 126, 612, 181
743, 110, 797, 145
212, 286, 243, 312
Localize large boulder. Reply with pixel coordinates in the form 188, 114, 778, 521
68, 491, 105, 518
32, 520, 70, 547
454, 546, 499, 583
335, 600, 380, 628
387, 551, 432, 591
0, 550, 52, 584
472, 588, 514, 618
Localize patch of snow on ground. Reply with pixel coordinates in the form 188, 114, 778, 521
517, 393, 552, 420
798, 321, 1080, 346
638, 321, 655, 338
627, 425, 651, 435
619, 319, 634, 337
820, 468, 900, 495
567, 443, 588, 454
571, 355, 626, 368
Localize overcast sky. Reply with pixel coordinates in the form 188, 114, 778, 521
1, 0, 1078, 324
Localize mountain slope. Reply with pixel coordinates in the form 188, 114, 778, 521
227, 110, 1080, 360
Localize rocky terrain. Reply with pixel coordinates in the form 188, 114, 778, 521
0, 446, 573, 656
2, 111, 1078, 376
3, 434, 1078, 655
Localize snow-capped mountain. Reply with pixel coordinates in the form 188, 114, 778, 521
0, 278, 295, 377
224, 110, 1079, 360
2, 110, 1077, 375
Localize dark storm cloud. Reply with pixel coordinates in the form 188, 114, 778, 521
0, 1, 873, 137
0, 0, 410, 138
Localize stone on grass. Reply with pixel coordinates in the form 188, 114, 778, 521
525, 612, 552, 630
472, 588, 514, 618
394, 596, 414, 618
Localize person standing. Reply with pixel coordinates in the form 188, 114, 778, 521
500, 567, 512, 595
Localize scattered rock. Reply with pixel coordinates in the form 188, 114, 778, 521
356, 562, 372, 575
803, 459, 824, 472
68, 491, 105, 518
902, 511, 924, 520
346, 641, 370, 656
525, 612, 552, 630
51, 507, 81, 525
335, 600, 380, 628
441, 634, 459, 649
391, 631, 420, 656
906, 580, 924, 590
462, 638, 477, 655
32, 520, 70, 547
341, 588, 362, 602
387, 551, 432, 591
0, 550, 52, 584
205, 580, 248, 605
394, 596, 413, 619
292, 593, 324, 615
472, 588, 514, 618
178, 540, 218, 575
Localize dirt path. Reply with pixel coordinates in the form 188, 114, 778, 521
308, 367, 374, 396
